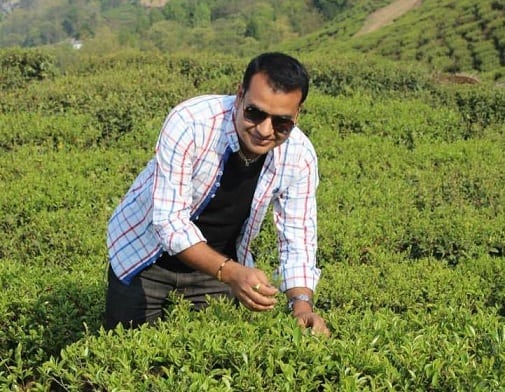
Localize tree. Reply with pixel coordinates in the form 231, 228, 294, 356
62, 7, 80, 37
244, 3, 275, 41
146, 20, 186, 52
313, 0, 348, 20
191, 2, 211, 28
162, 0, 187, 24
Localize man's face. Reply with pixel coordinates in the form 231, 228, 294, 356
234, 72, 302, 156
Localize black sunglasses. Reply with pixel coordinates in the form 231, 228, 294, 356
242, 103, 296, 136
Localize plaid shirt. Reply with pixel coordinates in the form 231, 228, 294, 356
107, 94, 321, 292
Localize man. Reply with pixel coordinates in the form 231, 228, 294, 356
106, 52, 329, 336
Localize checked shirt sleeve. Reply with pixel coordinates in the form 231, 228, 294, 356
152, 109, 206, 255
274, 141, 321, 293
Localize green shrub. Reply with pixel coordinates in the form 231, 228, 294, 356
0, 112, 99, 151
0, 48, 56, 89
1, 50, 504, 390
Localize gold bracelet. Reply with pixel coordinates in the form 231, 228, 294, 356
216, 257, 231, 282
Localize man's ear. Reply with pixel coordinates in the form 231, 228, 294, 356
295, 104, 303, 122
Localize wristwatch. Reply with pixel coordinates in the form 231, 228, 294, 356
287, 294, 313, 311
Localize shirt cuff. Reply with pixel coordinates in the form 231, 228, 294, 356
277, 263, 321, 293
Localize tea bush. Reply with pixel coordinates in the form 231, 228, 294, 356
0, 48, 56, 89
1, 49, 504, 390
33, 295, 505, 391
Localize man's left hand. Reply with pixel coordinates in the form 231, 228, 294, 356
293, 311, 331, 337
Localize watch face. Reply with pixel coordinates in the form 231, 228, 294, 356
287, 294, 313, 311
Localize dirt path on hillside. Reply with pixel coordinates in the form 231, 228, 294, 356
354, 0, 422, 37
141, 0, 169, 7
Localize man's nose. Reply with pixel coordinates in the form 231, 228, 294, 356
255, 117, 274, 138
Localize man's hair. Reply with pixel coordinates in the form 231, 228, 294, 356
242, 52, 310, 104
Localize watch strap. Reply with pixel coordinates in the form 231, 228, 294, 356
287, 294, 313, 311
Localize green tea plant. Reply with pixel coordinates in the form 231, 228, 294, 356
0, 48, 56, 89
0, 49, 504, 390
348, 0, 505, 77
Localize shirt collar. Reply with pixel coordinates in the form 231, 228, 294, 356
225, 101, 241, 153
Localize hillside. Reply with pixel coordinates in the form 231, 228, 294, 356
0, 0, 332, 52
1, 44, 504, 390
354, 0, 422, 36
1, 0, 504, 80
284, 0, 504, 80
352, 0, 504, 77
140, 0, 169, 7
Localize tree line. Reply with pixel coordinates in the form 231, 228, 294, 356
0, 0, 348, 51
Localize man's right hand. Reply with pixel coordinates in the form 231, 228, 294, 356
222, 261, 278, 311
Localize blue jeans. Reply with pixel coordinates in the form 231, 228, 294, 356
105, 258, 233, 330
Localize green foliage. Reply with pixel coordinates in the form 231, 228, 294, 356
348, 0, 505, 75
36, 301, 338, 390
308, 133, 505, 266
452, 86, 505, 135
0, 259, 105, 389
29, 297, 505, 390
0, 47, 56, 89
305, 54, 434, 96
162, 0, 211, 28
1, 49, 504, 389
313, 0, 350, 20
2, 0, 504, 79
0, 0, 330, 55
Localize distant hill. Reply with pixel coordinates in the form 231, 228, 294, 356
283, 0, 504, 80
354, 0, 422, 36
140, 0, 169, 7
353, 0, 504, 76
1, 0, 503, 80
0, 0, 332, 52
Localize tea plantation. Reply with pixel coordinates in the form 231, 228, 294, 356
0, 49, 504, 390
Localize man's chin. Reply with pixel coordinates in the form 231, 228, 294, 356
247, 139, 276, 154
248, 145, 272, 156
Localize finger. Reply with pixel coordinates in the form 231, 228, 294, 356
311, 321, 331, 337
244, 297, 255, 310
249, 290, 277, 307
237, 293, 254, 309
250, 301, 275, 311
313, 327, 331, 337
252, 269, 279, 293
296, 316, 306, 328
300, 314, 331, 337
240, 295, 274, 312
241, 287, 276, 310
262, 283, 279, 296
251, 282, 278, 297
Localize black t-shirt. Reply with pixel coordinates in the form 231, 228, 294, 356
157, 152, 265, 270
196, 152, 265, 259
